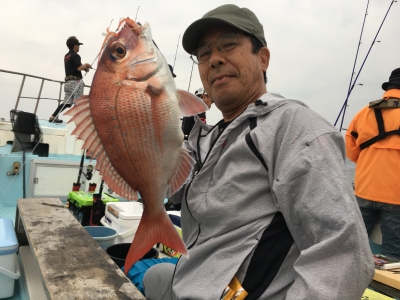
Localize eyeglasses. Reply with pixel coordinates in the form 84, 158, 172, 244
190, 33, 244, 65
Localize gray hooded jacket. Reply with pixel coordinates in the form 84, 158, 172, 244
170, 93, 374, 299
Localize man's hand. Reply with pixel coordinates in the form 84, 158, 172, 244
78, 63, 92, 72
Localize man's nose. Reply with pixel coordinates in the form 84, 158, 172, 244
208, 45, 225, 68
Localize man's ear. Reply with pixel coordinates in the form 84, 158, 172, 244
259, 47, 270, 72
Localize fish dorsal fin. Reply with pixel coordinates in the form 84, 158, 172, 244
65, 97, 139, 200
177, 89, 209, 117
166, 148, 195, 198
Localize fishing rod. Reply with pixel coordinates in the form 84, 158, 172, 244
187, 61, 195, 91
337, 0, 369, 132
334, 0, 396, 131
173, 34, 181, 70
346, 0, 370, 97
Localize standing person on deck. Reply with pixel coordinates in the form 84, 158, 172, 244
143, 4, 374, 299
49, 36, 91, 123
346, 68, 400, 259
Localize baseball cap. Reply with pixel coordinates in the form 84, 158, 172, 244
195, 88, 205, 96
66, 36, 83, 49
182, 4, 267, 54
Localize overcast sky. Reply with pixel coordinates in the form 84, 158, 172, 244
0, 0, 399, 128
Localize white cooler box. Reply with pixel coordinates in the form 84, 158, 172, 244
100, 202, 144, 244
0, 218, 21, 299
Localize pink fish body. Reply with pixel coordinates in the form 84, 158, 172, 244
66, 18, 207, 273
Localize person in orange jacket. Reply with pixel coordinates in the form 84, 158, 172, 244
346, 67, 400, 259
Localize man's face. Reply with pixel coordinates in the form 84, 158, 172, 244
197, 24, 270, 120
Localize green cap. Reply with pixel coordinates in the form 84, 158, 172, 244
182, 4, 267, 54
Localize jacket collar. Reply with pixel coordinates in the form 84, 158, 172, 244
186, 93, 307, 149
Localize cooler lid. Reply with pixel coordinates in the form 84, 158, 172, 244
106, 202, 143, 220
0, 218, 18, 254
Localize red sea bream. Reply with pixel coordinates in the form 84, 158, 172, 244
66, 18, 207, 273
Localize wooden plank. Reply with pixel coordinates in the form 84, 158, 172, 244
374, 268, 400, 290
17, 198, 145, 300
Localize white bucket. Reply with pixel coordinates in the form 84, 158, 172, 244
0, 219, 21, 299
100, 202, 143, 244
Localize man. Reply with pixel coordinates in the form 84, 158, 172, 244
49, 36, 91, 123
181, 87, 212, 139
346, 68, 400, 259
144, 4, 374, 299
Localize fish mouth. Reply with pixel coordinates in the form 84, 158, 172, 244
98, 18, 145, 65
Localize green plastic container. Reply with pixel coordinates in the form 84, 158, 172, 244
68, 191, 119, 226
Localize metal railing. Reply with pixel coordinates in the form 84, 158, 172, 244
0, 69, 91, 115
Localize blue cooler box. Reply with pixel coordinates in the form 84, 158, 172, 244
0, 219, 20, 299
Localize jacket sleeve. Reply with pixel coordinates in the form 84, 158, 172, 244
271, 132, 374, 300
345, 115, 360, 163
70, 53, 82, 70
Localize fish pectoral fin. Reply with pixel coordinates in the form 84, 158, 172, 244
177, 89, 209, 117
124, 210, 188, 275
167, 149, 195, 197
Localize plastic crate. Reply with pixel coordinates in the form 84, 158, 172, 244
68, 191, 119, 226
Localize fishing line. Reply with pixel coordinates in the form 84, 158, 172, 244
172, 34, 181, 70
108, 19, 114, 32
135, 6, 140, 22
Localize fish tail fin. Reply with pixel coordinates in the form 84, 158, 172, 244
177, 89, 209, 117
124, 210, 188, 274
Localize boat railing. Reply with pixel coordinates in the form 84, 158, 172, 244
0, 69, 91, 116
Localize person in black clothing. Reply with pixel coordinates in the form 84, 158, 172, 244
181, 88, 213, 139
49, 36, 91, 123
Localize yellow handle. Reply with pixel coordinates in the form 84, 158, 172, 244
221, 276, 248, 300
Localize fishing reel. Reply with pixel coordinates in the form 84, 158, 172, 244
82, 164, 94, 181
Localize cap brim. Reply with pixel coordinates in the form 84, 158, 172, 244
382, 82, 389, 91
182, 17, 252, 54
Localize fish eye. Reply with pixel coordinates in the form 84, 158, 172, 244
111, 43, 126, 59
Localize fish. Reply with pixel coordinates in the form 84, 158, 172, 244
66, 18, 208, 274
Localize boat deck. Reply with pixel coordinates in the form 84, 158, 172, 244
14, 198, 144, 299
